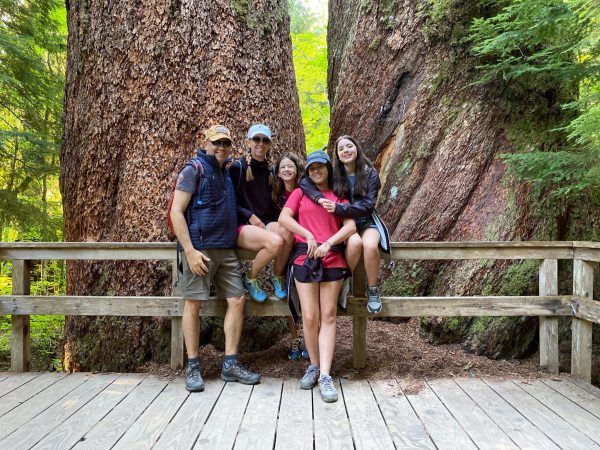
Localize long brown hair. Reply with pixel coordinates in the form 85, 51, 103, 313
271, 153, 304, 207
332, 135, 374, 199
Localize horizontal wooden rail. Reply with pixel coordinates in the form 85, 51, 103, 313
573, 242, 600, 262
0, 242, 176, 260
1, 294, 579, 317
0, 240, 589, 261
1, 241, 598, 378
389, 241, 574, 260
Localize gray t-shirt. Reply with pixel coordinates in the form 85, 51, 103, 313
348, 175, 356, 198
176, 165, 197, 193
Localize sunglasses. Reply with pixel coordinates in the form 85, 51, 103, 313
212, 140, 232, 147
251, 136, 271, 144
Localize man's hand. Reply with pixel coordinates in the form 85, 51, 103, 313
249, 214, 266, 229
186, 249, 211, 276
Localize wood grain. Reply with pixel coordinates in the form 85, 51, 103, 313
484, 380, 597, 449
72, 376, 167, 450
313, 379, 353, 450
33, 374, 145, 450
341, 379, 395, 449
455, 378, 560, 449
234, 378, 282, 450
370, 380, 435, 449
572, 259, 594, 381
275, 379, 313, 450
539, 259, 559, 374
194, 381, 253, 450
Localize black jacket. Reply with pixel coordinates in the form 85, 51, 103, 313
299, 165, 381, 218
228, 157, 278, 225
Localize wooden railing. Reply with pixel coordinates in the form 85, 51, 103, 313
1, 241, 598, 381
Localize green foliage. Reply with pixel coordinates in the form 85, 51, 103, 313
419, 0, 484, 44
0, 314, 64, 371
289, 1, 329, 153
481, 260, 538, 296
0, 0, 66, 241
468, 0, 600, 203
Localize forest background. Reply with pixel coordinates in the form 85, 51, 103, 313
0, 0, 598, 371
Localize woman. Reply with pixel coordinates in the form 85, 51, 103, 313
300, 136, 383, 313
272, 153, 309, 360
230, 124, 292, 302
279, 150, 356, 403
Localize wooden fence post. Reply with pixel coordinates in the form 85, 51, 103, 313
539, 259, 559, 374
572, 259, 593, 382
171, 259, 184, 370
352, 262, 367, 369
11, 260, 31, 372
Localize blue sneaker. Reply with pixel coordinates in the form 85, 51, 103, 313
301, 346, 309, 360
299, 364, 320, 390
288, 338, 302, 360
318, 374, 338, 403
269, 271, 287, 300
243, 273, 267, 302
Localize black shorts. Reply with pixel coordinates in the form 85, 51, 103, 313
355, 217, 377, 234
293, 264, 349, 283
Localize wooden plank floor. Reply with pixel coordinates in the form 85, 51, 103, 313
1, 373, 600, 449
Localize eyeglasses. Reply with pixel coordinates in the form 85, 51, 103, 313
212, 140, 232, 147
251, 136, 271, 144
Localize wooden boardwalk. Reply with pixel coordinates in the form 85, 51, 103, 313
1, 373, 600, 449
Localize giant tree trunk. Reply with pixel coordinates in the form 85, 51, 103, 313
327, 1, 570, 358
60, 0, 304, 371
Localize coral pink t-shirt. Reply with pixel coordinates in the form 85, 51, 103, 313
283, 187, 349, 268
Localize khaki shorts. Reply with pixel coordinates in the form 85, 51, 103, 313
180, 249, 244, 300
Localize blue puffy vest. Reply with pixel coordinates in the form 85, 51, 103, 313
184, 150, 237, 250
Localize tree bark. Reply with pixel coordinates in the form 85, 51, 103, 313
327, 0, 555, 358
60, 0, 304, 371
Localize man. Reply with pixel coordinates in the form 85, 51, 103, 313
170, 124, 261, 392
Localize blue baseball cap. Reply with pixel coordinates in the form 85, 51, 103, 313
247, 124, 272, 140
305, 150, 331, 170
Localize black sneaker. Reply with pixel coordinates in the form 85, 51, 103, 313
221, 361, 261, 385
185, 361, 205, 392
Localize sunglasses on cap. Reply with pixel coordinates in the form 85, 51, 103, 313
212, 140, 232, 147
251, 136, 271, 144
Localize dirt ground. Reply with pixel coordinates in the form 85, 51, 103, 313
139, 317, 553, 393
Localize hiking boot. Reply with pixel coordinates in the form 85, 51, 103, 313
318, 374, 338, 403
367, 286, 382, 314
299, 364, 320, 390
269, 271, 287, 300
185, 360, 205, 392
221, 361, 261, 385
301, 346, 309, 360
288, 338, 302, 361
338, 277, 351, 309
243, 273, 267, 302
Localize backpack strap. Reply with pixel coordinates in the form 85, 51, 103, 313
189, 158, 206, 205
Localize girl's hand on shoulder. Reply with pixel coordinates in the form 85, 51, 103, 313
320, 199, 336, 213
